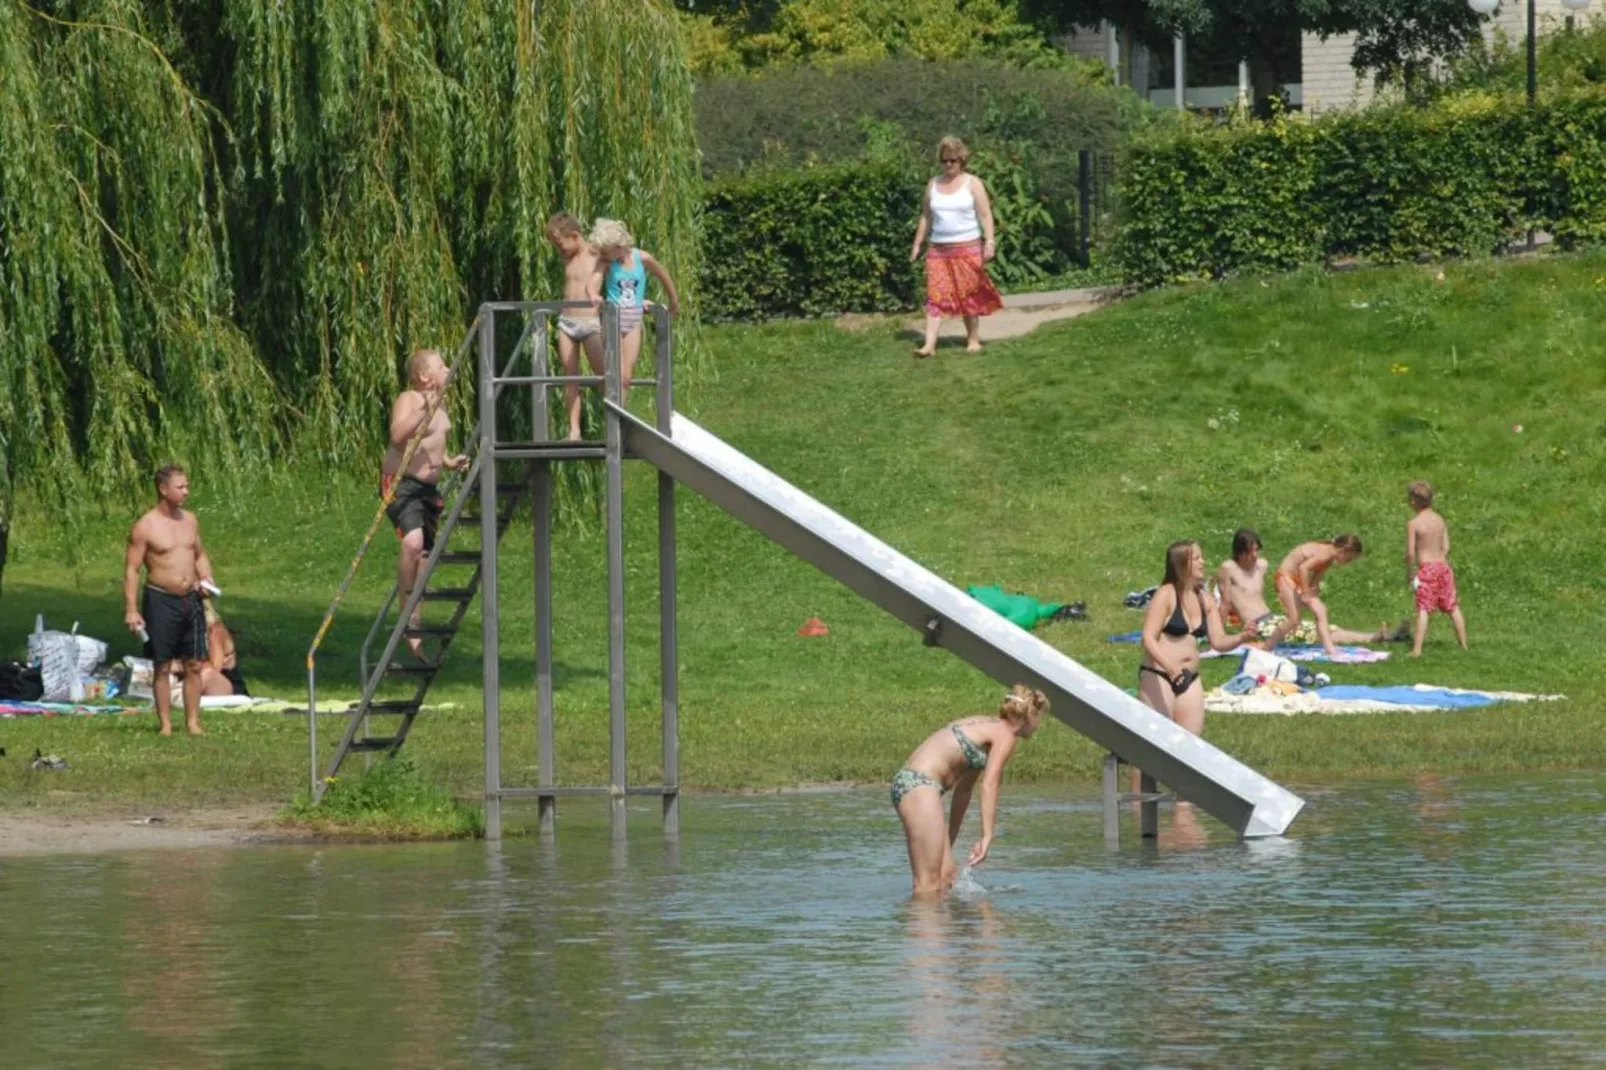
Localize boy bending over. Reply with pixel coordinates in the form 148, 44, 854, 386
1267, 534, 1393, 658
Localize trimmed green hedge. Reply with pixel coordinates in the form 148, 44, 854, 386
1119, 93, 1606, 287
700, 162, 923, 321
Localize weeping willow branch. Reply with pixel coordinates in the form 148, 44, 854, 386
0, 0, 701, 579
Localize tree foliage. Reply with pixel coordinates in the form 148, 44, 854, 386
0, 0, 700, 591
680, 0, 1102, 75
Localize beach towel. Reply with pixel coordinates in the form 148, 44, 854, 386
1203, 643, 1390, 664
1207, 684, 1562, 716
1107, 633, 1391, 664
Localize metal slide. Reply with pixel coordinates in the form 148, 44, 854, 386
612, 403, 1305, 838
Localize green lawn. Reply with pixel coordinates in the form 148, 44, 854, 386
2, 253, 1603, 818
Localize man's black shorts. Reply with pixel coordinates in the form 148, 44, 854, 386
143, 585, 208, 665
383, 475, 443, 551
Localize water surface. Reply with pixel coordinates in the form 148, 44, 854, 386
4, 774, 1606, 1067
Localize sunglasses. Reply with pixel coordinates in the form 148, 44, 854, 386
941, 156, 962, 163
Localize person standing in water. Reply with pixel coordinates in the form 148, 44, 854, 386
892, 685, 1049, 897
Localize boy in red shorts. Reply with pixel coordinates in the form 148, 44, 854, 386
1406, 481, 1468, 657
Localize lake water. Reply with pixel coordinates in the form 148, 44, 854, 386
5, 774, 1606, 1068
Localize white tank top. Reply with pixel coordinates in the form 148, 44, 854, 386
928, 178, 981, 243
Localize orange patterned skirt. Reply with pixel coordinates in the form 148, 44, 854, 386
925, 240, 1003, 318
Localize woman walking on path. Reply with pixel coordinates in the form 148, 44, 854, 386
891, 685, 1049, 897
910, 136, 1002, 357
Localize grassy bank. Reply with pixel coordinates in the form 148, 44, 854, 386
2, 252, 1603, 820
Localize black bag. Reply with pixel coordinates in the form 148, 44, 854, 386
0, 660, 44, 701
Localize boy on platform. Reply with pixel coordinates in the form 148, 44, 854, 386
1405, 481, 1469, 657
545, 212, 604, 441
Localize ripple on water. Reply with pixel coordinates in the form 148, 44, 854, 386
4, 773, 1606, 1067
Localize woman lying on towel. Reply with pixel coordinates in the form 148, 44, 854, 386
200, 601, 249, 697
1138, 540, 1255, 738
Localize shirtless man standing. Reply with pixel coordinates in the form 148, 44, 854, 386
124, 465, 215, 736
382, 348, 467, 658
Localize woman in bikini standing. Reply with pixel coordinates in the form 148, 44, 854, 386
1139, 540, 1254, 737
892, 685, 1049, 897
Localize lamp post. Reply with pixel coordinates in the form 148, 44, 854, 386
1469, 0, 1594, 106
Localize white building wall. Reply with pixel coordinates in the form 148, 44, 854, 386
1304, 1, 1585, 115
1301, 31, 1373, 114
1059, 23, 1114, 64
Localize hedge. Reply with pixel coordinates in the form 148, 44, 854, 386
699, 162, 924, 321
695, 59, 1139, 179
1119, 92, 1606, 287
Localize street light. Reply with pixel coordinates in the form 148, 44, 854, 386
1470, 0, 1593, 106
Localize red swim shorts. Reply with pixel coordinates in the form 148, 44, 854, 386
1415, 561, 1459, 614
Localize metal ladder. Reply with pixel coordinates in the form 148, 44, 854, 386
303, 308, 571, 800
319, 460, 530, 778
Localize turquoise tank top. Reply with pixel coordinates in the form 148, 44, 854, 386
604, 251, 647, 308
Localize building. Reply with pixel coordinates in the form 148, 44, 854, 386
1064, 2, 1588, 115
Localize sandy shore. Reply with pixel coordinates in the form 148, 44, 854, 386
0, 804, 286, 857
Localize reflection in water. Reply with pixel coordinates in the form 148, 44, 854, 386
903, 898, 1014, 1064
6, 774, 1606, 1068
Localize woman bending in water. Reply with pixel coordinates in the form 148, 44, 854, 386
892, 685, 1050, 897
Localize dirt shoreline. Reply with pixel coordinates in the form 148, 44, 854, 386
0, 784, 877, 857
0, 804, 288, 857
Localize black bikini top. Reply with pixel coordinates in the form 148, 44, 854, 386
1161, 590, 1208, 639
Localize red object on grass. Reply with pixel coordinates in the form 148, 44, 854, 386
797, 617, 829, 637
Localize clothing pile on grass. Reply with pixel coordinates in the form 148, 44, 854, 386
1204, 647, 1561, 715
0, 616, 143, 717
967, 585, 1086, 630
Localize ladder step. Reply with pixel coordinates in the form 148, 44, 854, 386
383, 662, 439, 676
403, 625, 457, 637
435, 552, 481, 565
365, 699, 422, 715
348, 737, 400, 753
420, 587, 475, 601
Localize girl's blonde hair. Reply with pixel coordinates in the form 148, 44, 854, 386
999, 684, 1049, 730
589, 217, 634, 251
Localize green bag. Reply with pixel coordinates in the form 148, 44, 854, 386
966, 584, 1062, 630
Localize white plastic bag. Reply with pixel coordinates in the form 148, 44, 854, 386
28, 616, 109, 677
1239, 645, 1301, 684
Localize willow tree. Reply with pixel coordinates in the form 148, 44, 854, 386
0, 0, 700, 591
0, 0, 280, 594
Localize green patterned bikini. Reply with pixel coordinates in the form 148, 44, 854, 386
890, 724, 990, 808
